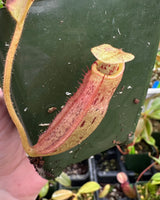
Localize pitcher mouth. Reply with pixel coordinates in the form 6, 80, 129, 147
92, 60, 125, 78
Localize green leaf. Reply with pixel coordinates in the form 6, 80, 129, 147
99, 184, 111, 198
135, 135, 141, 144
148, 110, 160, 120
151, 98, 160, 110
78, 181, 101, 194
151, 173, 160, 185
1, 0, 160, 178
151, 180, 160, 185
150, 155, 160, 165
146, 136, 156, 147
142, 129, 155, 147
128, 145, 136, 155
0, 0, 4, 8
143, 119, 155, 146
39, 182, 49, 198
135, 118, 155, 147
134, 118, 145, 143
145, 118, 153, 137
55, 172, 71, 187
52, 189, 73, 200
146, 97, 160, 119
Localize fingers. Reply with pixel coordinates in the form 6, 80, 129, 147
0, 87, 3, 101
0, 87, 24, 175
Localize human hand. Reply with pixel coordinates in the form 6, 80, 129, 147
0, 88, 47, 200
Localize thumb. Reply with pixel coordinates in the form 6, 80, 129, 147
0, 87, 25, 175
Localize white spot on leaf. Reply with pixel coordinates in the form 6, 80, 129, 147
5, 42, 9, 47
65, 92, 72, 96
24, 107, 28, 112
147, 42, 150, 45
127, 86, 132, 89
117, 28, 121, 35
39, 123, 50, 127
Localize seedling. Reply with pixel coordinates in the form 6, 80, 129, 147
137, 173, 160, 200
52, 181, 100, 200
134, 96, 160, 149
117, 95, 160, 155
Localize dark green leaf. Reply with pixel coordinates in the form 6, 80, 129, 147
0, 0, 160, 178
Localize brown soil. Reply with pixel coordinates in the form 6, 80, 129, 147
100, 183, 126, 200
151, 119, 160, 133
63, 160, 88, 175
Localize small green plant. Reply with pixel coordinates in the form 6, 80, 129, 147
53, 172, 100, 200
38, 180, 57, 200
134, 96, 160, 148
52, 181, 101, 200
117, 96, 160, 155
38, 172, 71, 199
38, 172, 100, 200
137, 173, 160, 200
126, 95, 160, 154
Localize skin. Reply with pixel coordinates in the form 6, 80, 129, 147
0, 88, 47, 200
